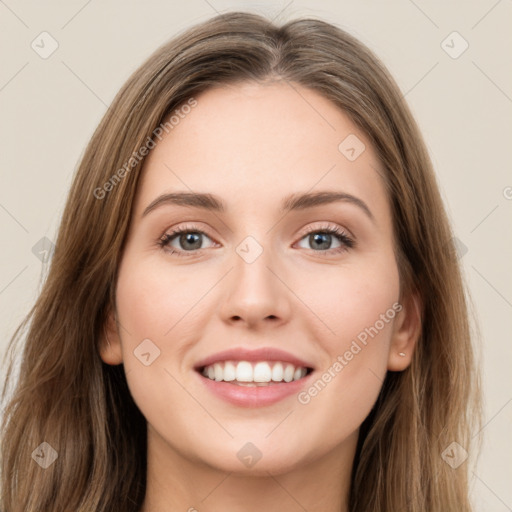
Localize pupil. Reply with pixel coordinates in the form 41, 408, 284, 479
181, 233, 202, 250
311, 233, 331, 250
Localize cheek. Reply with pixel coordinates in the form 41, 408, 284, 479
115, 254, 211, 344
113, 255, 209, 415
305, 253, 400, 352
299, 256, 399, 403
295, 267, 400, 454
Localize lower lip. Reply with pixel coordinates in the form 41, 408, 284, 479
196, 371, 314, 407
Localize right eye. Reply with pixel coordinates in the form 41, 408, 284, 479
158, 224, 217, 257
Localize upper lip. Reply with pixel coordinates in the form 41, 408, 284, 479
194, 347, 315, 371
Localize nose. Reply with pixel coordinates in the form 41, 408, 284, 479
220, 243, 292, 329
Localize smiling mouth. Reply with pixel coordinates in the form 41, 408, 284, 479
197, 360, 314, 386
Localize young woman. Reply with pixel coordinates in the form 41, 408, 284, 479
1, 11, 482, 512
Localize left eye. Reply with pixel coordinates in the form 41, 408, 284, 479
295, 226, 355, 254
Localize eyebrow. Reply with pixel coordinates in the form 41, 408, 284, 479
142, 190, 375, 222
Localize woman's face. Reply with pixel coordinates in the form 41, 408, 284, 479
102, 81, 418, 475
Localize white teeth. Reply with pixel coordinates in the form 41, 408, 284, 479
223, 361, 236, 381
253, 362, 272, 382
214, 363, 223, 381
200, 360, 310, 383
271, 362, 284, 382
236, 361, 253, 382
283, 364, 295, 382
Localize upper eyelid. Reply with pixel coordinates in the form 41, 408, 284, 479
161, 221, 355, 246
162, 221, 352, 237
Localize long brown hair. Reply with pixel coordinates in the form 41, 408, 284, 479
1, 11, 482, 511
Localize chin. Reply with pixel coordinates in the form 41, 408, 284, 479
196, 437, 312, 476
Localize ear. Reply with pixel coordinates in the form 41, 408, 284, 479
387, 290, 422, 371
98, 308, 124, 366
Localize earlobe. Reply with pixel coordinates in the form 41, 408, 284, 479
98, 310, 124, 366
387, 291, 422, 371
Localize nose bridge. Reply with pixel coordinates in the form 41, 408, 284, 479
221, 232, 291, 325
233, 233, 279, 298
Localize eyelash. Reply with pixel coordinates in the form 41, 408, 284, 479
157, 223, 355, 258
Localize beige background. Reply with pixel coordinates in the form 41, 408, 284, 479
1, 1, 511, 509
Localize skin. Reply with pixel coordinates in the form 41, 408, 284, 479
100, 81, 421, 512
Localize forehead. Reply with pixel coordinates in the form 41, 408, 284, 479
134, 81, 389, 222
